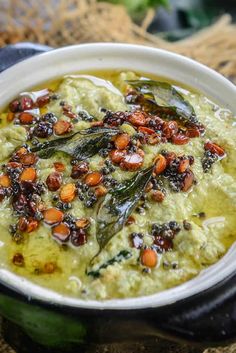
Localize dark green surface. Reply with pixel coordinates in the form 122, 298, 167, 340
150, 0, 236, 41
0, 294, 86, 350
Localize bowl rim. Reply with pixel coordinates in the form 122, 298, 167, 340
0, 42, 235, 310
0, 42, 235, 112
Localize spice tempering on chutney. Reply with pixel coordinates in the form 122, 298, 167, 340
0, 70, 235, 300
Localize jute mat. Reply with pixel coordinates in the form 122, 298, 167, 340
0, 1, 236, 352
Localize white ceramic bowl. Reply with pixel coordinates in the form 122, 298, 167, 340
0, 43, 235, 311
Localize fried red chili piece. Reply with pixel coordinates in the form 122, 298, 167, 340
138, 126, 156, 135
61, 103, 77, 119
120, 153, 143, 171
52, 223, 70, 242
70, 229, 87, 246
172, 134, 190, 145
186, 127, 201, 138
53, 120, 73, 135
20, 153, 37, 166
204, 141, 225, 157
154, 154, 167, 175
36, 94, 50, 108
9, 96, 34, 112
162, 121, 178, 138
114, 133, 130, 150
181, 170, 194, 192
109, 149, 126, 164
18, 217, 39, 233
128, 111, 147, 126
178, 158, 190, 173
71, 161, 89, 179
46, 172, 62, 191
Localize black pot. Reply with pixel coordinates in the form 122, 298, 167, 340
0, 43, 236, 353
1, 268, 236, 353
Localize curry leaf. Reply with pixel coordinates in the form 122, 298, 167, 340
127, 79, 199, 125
96, 165, 154, 251
31, 127, 119, 160
87, 250, 132, 278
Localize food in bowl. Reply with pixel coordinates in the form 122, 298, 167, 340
0, 71, 235, 300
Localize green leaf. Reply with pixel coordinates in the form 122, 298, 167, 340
31, 127, 119, 160
96, 165, 154, 252
87, 250, 132, 278
102, 0, 168, 12
127, 79, 199, 126
100, 0, 168, 22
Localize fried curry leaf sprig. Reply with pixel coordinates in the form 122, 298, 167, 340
96, 165, 154, 252
87, 250, 132, 278
31, 126, 120, 160
126, 79, 200, 126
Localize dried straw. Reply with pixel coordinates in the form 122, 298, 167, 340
0, 0, 235, 81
